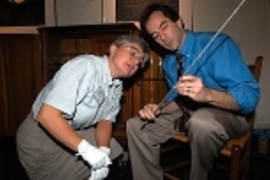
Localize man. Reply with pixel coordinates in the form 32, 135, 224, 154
16, 35, 150, 180
126, 3, 260, 180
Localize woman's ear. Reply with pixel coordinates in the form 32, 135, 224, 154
109, 45, 118, 56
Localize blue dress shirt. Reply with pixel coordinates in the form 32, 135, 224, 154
163, 31, 260, 114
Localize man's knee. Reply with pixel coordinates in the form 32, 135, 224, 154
187, 108, 228, 141
188, 109, 213, 130
126, 116, 141, 133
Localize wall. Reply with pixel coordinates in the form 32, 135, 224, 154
259, 0, 270, 128
45, 0, 116, 26
180, 0, 270, 128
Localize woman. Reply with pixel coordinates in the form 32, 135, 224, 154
16, 35, 150, 180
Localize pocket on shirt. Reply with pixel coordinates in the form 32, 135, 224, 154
92, 89, 105, 106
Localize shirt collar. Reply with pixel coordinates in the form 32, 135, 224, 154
178, 30, 193, 58
102, 55, 122, 86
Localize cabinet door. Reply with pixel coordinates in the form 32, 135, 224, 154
0, 34, 42, 136
91, 34, 118, 55
44, 35, 97, 80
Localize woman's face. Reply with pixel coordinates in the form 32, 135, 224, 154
145, 11, 185, 51
109, 43, 145, 78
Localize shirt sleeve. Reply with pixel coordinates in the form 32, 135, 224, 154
212, 35, 260, 114
44, 55, 95, 117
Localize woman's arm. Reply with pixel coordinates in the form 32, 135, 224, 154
95, 120, 112, 147
37, 104, 82, 151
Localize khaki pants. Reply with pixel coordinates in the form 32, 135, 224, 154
16, 113, 123, 180
126, 107, 249, 180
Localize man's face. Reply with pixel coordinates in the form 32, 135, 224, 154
145, 11, 185, 51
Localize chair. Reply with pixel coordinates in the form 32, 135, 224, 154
162, 56, 263, 180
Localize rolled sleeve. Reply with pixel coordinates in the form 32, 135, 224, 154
212, 35, 261, 114
229, 82, 260, 114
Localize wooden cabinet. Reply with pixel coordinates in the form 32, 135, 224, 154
0, 24, 168, 141
0, 34, 42, 136
38, 23, 167, 143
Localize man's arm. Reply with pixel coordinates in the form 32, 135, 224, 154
176, 75, 252, 112
203, 88, 240, 111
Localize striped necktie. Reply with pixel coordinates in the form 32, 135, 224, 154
175, 52, 190, 133
176, 52, 184, 78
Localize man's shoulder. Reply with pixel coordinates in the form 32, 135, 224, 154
188, 31, 235, 49
191, 31, 230, 41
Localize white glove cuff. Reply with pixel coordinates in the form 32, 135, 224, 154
77, 139, 90, 154
99, 146, 111, 156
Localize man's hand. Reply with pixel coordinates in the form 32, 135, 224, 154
77, 139, 112, 169
175, 75, 210, 102
138, 103, 160, 120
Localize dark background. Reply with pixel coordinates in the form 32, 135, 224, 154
116, 0, 179, 21
0, 0, 178, 26
0, 0, 44, 26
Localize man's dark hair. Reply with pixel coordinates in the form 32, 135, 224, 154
140, 3, 180, 37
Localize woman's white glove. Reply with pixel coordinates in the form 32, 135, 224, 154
99, 146, 111, 156
89, 146, 111, 180
89, 166, 109, 180
77, 139, 112, 169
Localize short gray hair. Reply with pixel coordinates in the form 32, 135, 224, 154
112, 35, 151, 68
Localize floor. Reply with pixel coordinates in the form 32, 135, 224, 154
0, 136, 269, 180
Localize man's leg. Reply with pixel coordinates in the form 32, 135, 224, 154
187, 108, 249, 180
126, 111, 181, 180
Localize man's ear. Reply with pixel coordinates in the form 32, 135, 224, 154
109, 45, 118, 56
176, 18, 185, 29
